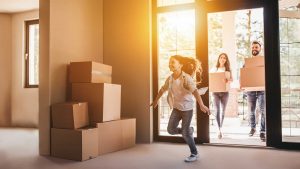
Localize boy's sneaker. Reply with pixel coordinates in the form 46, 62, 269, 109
184, 154, 198, 162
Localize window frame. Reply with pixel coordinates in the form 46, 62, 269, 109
25, 19, 39, 88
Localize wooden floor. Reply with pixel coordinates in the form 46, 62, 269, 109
0, 128, 300, 169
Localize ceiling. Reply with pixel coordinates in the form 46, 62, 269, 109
0, 0, 298, 14
0, 0, 39, 13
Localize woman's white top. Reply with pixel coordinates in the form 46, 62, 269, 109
210, 66, 231, 79
210, 67, 226, 73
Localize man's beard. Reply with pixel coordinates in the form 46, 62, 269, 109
252, 50, 259, 56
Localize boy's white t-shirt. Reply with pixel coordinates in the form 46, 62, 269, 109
171, 78, 194, 111
160, 72, 197, 110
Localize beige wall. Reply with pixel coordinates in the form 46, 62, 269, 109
39, 0, 50, 155
103, 0, 152, 143
0, 14, 12, 126
11, 10, 39, 127
39, 0, 103, 155
49, 0, 103, 103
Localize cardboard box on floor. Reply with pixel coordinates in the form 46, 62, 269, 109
244, 56, 264, 68
95, 118, 136, 155
69, 61, 112, 83
209, 72, 230, 92
72, 83, 121, 124
240, 66, 265, 91
122, 119, 136, 149
51, 102, 89, 129
51, 128, 98, 161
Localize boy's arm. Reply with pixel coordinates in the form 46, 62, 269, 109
150, 77, 169, 108
150, 88, 166, 108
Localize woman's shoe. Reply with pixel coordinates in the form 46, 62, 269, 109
218, 131, 222, 139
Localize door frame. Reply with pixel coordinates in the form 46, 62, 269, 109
152, 0, 300, 149
196, 0, 268, 145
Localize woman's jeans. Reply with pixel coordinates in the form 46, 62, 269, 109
167, 108, 197, 155
247, 91, 265, 133
212, 92, 229, 129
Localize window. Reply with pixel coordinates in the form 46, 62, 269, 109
157, 10, 197, 136
279, 9, 300, 143
25, 20, 39, 88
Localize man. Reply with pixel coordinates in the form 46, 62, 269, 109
247, 41, 266, 142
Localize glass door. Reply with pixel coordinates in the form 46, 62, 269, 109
279, 0, 300, 145
153, 0, 267, 145
207, 8, 266, 146
157, 9, 197, 137
153, 0, 300, 149
153, 0, 199, 142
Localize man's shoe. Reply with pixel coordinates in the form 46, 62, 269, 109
260, 133, 266, 142
184, 154, 198, 162
249, 128, 256, 136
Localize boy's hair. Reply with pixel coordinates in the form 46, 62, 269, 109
170, 55, 203, 83
252, 40, 261, 47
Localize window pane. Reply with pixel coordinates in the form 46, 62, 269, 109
157, 10, 196, 136
287, 19, 300, 43
157, 0, 194, 7
28, 24, 39, 86
279, 0, 300, 143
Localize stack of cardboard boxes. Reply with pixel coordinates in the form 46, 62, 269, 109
51, 61, 136, 161
240, 56, 265, 91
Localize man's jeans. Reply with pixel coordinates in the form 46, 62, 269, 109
167, 108, 197, 155
212, 92, 229, 129
247, 91, 265, 133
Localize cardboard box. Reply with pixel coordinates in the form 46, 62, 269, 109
69, 61, 112, 83
51, 128, 98, 161
96, 120, 122, 155
122, 118, 136, 149
244, 56, 264, 68
95, 118, 136, 155
72, 83, 121, 123
51, 102, 89, 129
209, 72, 230, 92
240, 66, 265, 91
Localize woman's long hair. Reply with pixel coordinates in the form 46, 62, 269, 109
216, 53, 231, 72
170, 55, 203, 84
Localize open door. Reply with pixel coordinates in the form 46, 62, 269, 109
153, 0, 300, 150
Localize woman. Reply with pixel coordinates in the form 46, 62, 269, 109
211, 53, 233, 139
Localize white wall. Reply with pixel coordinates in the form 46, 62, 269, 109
0, 14, 12, 126
103, 0, 152, 143
39, 0, 103, 155
11, 10, 39, 127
